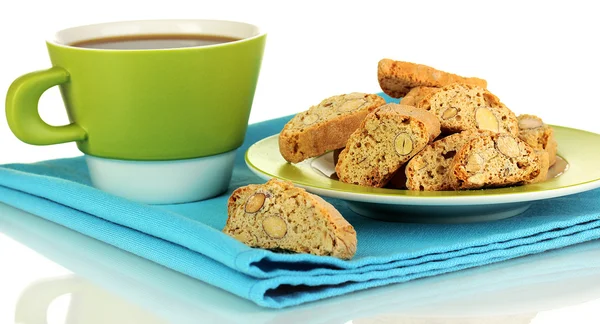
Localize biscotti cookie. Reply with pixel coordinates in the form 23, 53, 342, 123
416, 83, 520, 136
279, 93, 386, 163
449, 133, 541, 189
377, 59, 488, 98
405, 130, 485, 191
335, 104, 441, 187
399, 86, 438, 107
526, 150, 550, 184
222, 178, 357, 259
517, 114, 558, 166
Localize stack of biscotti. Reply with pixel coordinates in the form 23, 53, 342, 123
277, 59, 557, 191
278, 92, 443, 189
377, 58, 557, 190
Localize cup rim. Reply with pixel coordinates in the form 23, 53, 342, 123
47, 19, 266, 52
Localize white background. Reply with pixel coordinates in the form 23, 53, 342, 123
1, 0, 599, 164
1, 1, 600, 323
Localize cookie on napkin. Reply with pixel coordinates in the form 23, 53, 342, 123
223, 178, 357, 260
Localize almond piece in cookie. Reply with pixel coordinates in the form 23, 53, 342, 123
223, 178, 357, 260
449, 133, 541, 189
416, 83, 519, 136
377, 59, 487, 98
335, 104, 441, 187
279, 93, 386, 163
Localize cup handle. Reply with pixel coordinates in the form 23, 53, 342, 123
5, 67, 87, 145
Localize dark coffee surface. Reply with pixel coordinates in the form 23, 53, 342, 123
71, 34, 240, 50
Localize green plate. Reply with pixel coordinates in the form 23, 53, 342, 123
245, 126, 600, 223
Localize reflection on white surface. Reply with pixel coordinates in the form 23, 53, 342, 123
348, 314, 537, 323
535, 299, 600, 324
15, 276, 168, 324
1, 201, 600, 324
46, 293, 71, 324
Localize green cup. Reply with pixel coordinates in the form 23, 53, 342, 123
6, 19, 266, 204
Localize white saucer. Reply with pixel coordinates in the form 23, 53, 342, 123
245, 126, 600, 223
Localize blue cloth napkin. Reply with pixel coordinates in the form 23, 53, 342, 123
2, 106, 600, 308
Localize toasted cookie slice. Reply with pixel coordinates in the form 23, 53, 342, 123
449, 133, 541, 190
399, 86, 438, 107
416, 83, 519, 136
335, 104, 441, 187
526, 150, 550, 184
222, 178, 357, 259
377, 59, 487, 98
406, 130, 485, 191
517, 114, 558, 166
279, 93, 386, 163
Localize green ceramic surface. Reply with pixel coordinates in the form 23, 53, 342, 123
246, 126, 600, 204
6, 26, 266, 161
